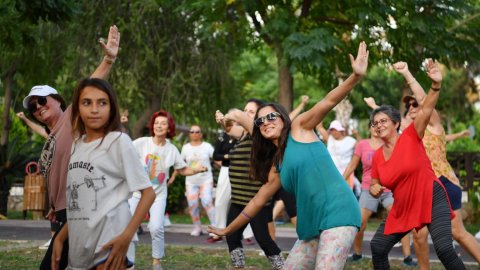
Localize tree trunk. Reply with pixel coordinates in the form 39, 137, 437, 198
131, 92, 162, 139
0, 63, 16, 216
275, 47, 293, 112
1, 63, 15, 146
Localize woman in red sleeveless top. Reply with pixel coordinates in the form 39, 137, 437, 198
369, 59, 465, 270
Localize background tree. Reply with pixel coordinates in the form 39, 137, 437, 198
0, 0, 77, 216
182, 1, 480, 112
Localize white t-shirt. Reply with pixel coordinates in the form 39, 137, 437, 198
327, 135, 357, 171
132, 137, 186, 200
66, 132, 151, 269
181, 142, 214, 185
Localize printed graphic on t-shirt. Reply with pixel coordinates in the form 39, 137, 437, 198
188, 153, 202, 170
40, 134, 56, 178
145, 154, 166, 185
67, 175, 106, 212
67, 159, 107, 214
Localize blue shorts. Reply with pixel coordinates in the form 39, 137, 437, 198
439, 175, 462, 210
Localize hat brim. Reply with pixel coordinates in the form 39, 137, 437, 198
402, 95, 416, 104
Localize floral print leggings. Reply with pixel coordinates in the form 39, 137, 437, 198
185, 181, 215, 226
284, 226, 357, 270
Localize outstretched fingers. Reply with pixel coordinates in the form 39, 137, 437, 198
350, 41, 369, 76
99, 25, 121, 58
425, 59, 442, 83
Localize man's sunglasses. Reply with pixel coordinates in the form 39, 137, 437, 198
189, 130, 201, 134
254, 112, 281, 127
28, 96, 48, 114
406, 101, 419, 110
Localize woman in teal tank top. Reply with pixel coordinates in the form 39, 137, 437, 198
208, 42, 368, 269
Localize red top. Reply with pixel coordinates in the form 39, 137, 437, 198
372, 124, 449, 235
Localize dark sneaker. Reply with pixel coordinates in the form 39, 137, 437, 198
347, 254, 363, 262
403, 256, 417, 266
206, 236, 223, 243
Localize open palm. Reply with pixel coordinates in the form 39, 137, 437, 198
350, 41, 369, 77
99, 25, 121, 58
425, 59, 442, 83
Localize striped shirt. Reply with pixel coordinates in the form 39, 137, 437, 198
228, 135, 263, 205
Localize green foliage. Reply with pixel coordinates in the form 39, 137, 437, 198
0, 108, 44, 189
284, 28, 342, 75
465, 181, 480, 224
446, 112, 480, 152
165, 173, 186, 214
14, 0, 79, 23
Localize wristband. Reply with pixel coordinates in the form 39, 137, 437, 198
241, 211, 252, 220
430, 86, 440, 92
103, 55, 116, 64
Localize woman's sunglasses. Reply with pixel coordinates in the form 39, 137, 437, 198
254, 112, 281, 127
406, 101, 419, 110
28, 96, 48, 114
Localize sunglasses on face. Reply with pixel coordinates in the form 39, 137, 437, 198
189, 130, 201, 134
28, 96, 48, 114
371, 118, 390, 128
406, 101, 419, 110
254, 112, 281, 127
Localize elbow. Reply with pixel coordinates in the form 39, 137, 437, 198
144, 187, 156, 204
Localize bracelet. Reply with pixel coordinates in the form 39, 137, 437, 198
430, 86, 440, 92
103, 55, 116, 64
241, 211, 252, 220
407, 81, 415, 85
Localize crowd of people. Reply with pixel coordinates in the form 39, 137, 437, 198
16, 25, 480, 270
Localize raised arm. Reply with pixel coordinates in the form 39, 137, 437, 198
393, 62, 427, 101
393, 61, 442, 129
215, 110, 246, 139
446, 129, 470, 142
363, 97, 380, 110
292, 42, 368, 131
412, 59, 442, 138
289, 95, 309, 120
207, 166, 281, 236
315, 122, 329, 141
16, 112, 48, 139
90, 25, 121, 79
225, 109, 254, 135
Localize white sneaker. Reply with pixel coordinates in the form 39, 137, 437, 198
39, 239, 51, 250
190, 226, 203, 237
164, 214, 171, 227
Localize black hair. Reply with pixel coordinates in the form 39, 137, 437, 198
250, 103, 291, 183
245, 98, 265, 108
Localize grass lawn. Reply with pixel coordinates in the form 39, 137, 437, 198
1, 241, 478, 270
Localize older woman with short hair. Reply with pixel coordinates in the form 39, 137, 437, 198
369, 59, 465, 269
